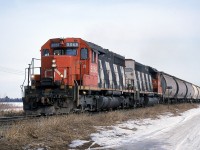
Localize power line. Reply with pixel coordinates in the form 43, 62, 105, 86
0, 66, 24, 75
0, 70, 24, 75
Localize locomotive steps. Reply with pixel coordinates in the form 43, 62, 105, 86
0, 103, 198, 150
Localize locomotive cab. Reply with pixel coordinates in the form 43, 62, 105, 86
40, 38, 98, 88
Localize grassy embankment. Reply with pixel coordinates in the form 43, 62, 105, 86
0, 103, 198, 150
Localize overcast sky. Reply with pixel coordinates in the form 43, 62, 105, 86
0, 0, 200, 98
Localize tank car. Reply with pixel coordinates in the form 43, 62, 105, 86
185, 82, 194, 102
160, 72, 200, 103
197, 87, 200, 102
193, 85, 200, 102
160, 72, 177, 102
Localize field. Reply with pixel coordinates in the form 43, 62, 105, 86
0, 103, 198, 150
0, 103, 23, 117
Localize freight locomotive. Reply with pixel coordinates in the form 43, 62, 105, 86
22, 38, 200, 115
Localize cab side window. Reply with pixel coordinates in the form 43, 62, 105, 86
92, 50, 97, 63
43, 49, 50, 56
81, 48, 88, 60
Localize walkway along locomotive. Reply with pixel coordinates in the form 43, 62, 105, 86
21, 38, 200, 115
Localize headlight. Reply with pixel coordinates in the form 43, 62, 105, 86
31, 75, 35, 79
52, 59, 56, 63
52, 64, 57, 68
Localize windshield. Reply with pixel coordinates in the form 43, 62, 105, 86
65, 48, 77, 56
54, 48, 77, 56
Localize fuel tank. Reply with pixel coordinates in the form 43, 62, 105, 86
97, 96, 121, 110
144, 97, 159, 106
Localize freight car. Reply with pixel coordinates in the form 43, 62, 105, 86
160, 72, 200, 103
21, 38, 200, 115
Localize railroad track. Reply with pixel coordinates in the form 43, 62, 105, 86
0, 115, 39, 123
0, 108, 140, 123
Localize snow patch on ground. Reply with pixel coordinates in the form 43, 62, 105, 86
69, 140, 90, 148
70, 106, 200, 150
0, 102, 23, 111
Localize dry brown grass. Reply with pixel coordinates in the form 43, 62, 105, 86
0, 103, 198, 150
0, 110, 24, 117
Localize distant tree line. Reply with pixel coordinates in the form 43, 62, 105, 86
0, 96, 22, 102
